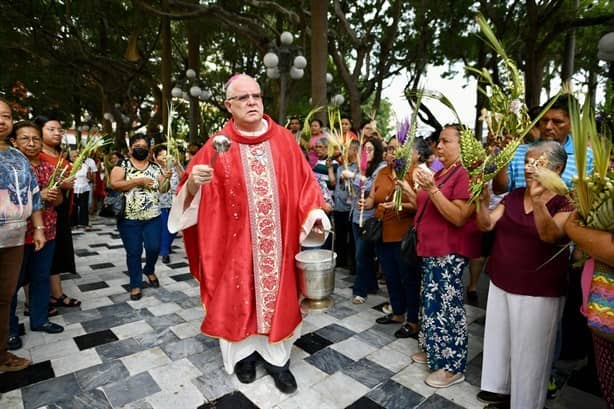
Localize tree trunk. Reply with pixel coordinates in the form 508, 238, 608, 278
311, 0, 328, 126
524, 1, 541, 109
187, 11, 201, 143
561, 0, 578, 85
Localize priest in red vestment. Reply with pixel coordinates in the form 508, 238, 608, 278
168, 74, 330, 394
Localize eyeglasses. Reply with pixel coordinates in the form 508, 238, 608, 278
226, 93, 263, 103
44, 127, 65, 135
16, 136, 42, 144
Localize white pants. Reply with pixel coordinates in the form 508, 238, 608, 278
219, 323, 302, 374
481, 282, 564, 409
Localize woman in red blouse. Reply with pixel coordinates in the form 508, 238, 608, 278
476, 141, 572, 409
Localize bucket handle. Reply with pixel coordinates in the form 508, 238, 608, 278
324, 229, 335, 267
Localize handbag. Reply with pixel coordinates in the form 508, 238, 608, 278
359, 217, 382, 242
586, 261, 614, 342
105, 159, 127, 220
400, 164, 462, 264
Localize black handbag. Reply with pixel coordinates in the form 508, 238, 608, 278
401, 165, 461, 264
400, 225, 419, 264
359, 217, 382, 242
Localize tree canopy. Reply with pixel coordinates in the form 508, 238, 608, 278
1, 0, 613, 148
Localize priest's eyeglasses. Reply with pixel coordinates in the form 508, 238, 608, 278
226, 93, 263, 103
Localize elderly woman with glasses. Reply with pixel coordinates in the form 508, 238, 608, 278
476, 141, 572, 409
8, 121, 65, 352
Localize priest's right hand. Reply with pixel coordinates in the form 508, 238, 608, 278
191, 164, 213, 184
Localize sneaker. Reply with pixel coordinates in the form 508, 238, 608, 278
547, 375, 560, 399
7, 336, 22, 351
382, 303, 393, 314
31, 322, 64, 334
424, 368, 465, 388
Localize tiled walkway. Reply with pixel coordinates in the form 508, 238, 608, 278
0, 217, 606, 409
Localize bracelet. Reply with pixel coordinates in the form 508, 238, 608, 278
429, 189, 440, 196
34, 225, 45, 230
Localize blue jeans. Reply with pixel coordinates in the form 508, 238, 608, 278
159, 208, 177, 257
376, 241, 419, 323
117, 216, 161, 289
10, 240, 56, 334
352, 223, 378, 298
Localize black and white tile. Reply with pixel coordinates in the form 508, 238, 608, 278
0, 216, 605, 409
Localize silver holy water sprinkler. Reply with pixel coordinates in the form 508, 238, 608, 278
210, 134, 231, 167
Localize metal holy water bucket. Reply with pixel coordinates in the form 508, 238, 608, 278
295, 233, 337, 311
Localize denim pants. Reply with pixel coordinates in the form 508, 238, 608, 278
376, 241, 419, 323
351, 223, 378, 298
117, 216, 161, 289
10, 240, 56, 334
159, 208, 177, 257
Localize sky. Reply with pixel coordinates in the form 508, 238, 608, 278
382, 62, 608, 137
382, 63, 477, 134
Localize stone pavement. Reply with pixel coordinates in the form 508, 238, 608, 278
0, 217, 606, 409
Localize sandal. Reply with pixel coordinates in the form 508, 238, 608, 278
24, 303, 59, 317
0, 352, 32, 372
352, 295, 366, 304
49, 294, 81, 308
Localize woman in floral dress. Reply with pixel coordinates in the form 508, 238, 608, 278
409, 124, 481, 388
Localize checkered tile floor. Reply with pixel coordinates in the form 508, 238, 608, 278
0, 217, 606, 409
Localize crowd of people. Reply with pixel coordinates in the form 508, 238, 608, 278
1, 80, 613, 409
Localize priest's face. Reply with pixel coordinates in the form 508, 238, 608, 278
225, 76, 264, 131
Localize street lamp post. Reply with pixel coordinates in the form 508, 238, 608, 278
264, 31, 307, 124
171, 69, 211, 142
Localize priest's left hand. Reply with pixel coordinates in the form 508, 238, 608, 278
311, 219, 325, 234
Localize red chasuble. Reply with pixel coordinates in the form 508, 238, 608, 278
180, 115, 325, 343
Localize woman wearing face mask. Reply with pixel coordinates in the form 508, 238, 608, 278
36, 116, 81, 309
110, 134, 171, 300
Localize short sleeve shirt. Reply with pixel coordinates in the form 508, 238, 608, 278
0, 147, 42, 248
415, 163, 481, 258
507, 136, 594, 190
117, 159, 163, 220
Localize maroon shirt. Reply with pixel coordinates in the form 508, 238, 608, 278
486, 188, 573, 297
415, 163, 481, 258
